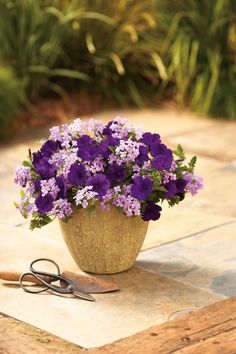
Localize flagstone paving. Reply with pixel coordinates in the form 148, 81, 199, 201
0, 108, 236, 348
138, 222, 236, 297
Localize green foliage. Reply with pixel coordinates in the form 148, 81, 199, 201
0, 65, 23, 138
0, 0, 235, 137
157, 0, 236, 119
173, 144, 186, 160
188, 156, 197, 172
29, 213, 53, 230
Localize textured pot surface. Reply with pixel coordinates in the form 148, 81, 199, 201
59, 205, 149, 274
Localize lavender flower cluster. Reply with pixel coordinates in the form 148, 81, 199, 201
14, 117, 203, 229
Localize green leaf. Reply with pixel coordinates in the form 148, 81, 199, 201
147, 192, 160, 203
29, 214, 52, 230
154, 185, 167, 192
188, 156, 197, 171
50, 69, 90, 81
108, 146, 116, 153
173, 144, 186, 159
23, 160, 33, 168
20, 189, 25, 198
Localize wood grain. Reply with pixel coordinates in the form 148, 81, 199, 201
90, 296, 236, 354
1, 297, 235, 354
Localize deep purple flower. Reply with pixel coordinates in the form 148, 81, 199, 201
41, 140, 61, 158
35, 193, 54, 214
99, 137, 120, 158
56, 176, 67, 198
164, 181, 178, 198
175, 179, 187, 193
34, 179, 41, 191
77, 135, 92, 147
151, 154, 173, 171
131, 176, 153, 201
32, 151, 43, 168
34, 157, 56, 179
106, 163, 126, 184
103, 121, 114, 136
141, 132, 160, 146
68, 163, 87, 186
142, 201, 162, 221
135, 146, 149, 165
86, 174, 110, 198
77, 139, 100, 161
150, 143, 171, 158
164, 179, 187, 198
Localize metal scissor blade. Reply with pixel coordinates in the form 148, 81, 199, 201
73, 289, 95, 302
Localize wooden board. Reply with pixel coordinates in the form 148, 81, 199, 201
1, 297, 236, 354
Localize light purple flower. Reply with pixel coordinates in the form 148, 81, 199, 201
49, 148, 79, 178
74, 186, 97, 208
51, 199, 73, 219
162, 171, 177, 184
84, 156, 105, 174
40, 178, 59, 198
14, 166, 31, 187
113, 139, 140, 165
183, 173, 204, 196
16, 195, 37, 218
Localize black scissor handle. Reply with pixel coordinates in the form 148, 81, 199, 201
19, 272, 50, 294
20, 258, 76, 295
30, 258, 60, 278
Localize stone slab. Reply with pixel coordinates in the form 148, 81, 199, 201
168, 121, 236, 162
0, 231, 222, 348
177, 156, 236, 219
137, 222, 236, 297
93, 109, 213, 138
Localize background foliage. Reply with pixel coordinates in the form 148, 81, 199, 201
0, 0, 235, 137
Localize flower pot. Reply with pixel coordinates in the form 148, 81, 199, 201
59, 205, 149, 274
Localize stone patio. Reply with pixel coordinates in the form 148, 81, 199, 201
0, 109, 236, 348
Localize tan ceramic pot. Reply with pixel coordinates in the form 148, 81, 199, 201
59, 205, 149, 274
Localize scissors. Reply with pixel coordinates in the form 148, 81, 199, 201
19, 258, 95, 302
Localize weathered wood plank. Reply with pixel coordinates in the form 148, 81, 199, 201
1, 297, 235, 354
0, 313, 83, 354
90, 296, 236, 354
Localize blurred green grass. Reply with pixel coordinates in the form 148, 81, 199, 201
0, 0, 235, 137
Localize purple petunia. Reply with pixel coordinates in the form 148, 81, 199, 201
142, 202, 162, 221
35, 193, 54, 214
164, 178, 187, 198
41, 140, 61, 158
56, 176, 67, 199
77, 134, 92, 147
150, 142, 172, 158
68, 163, 87, 186
141, 132, 160, 146
77, 141, 100, 161
135, 145, 149, 165
86, 174, 110, 199
151, 154, 172, 171
131, 176, 153, 201
99, 137, 120, 158
106, 163, 126, 184
34, 157, 56, 179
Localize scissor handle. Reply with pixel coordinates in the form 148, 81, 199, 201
19, 272, 50, 294
30, 258, 60, 279
20, 258, 76, 295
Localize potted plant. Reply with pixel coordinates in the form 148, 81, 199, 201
14, 117, 203, 274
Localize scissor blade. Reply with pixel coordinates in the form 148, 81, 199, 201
73, 289, 95, 302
